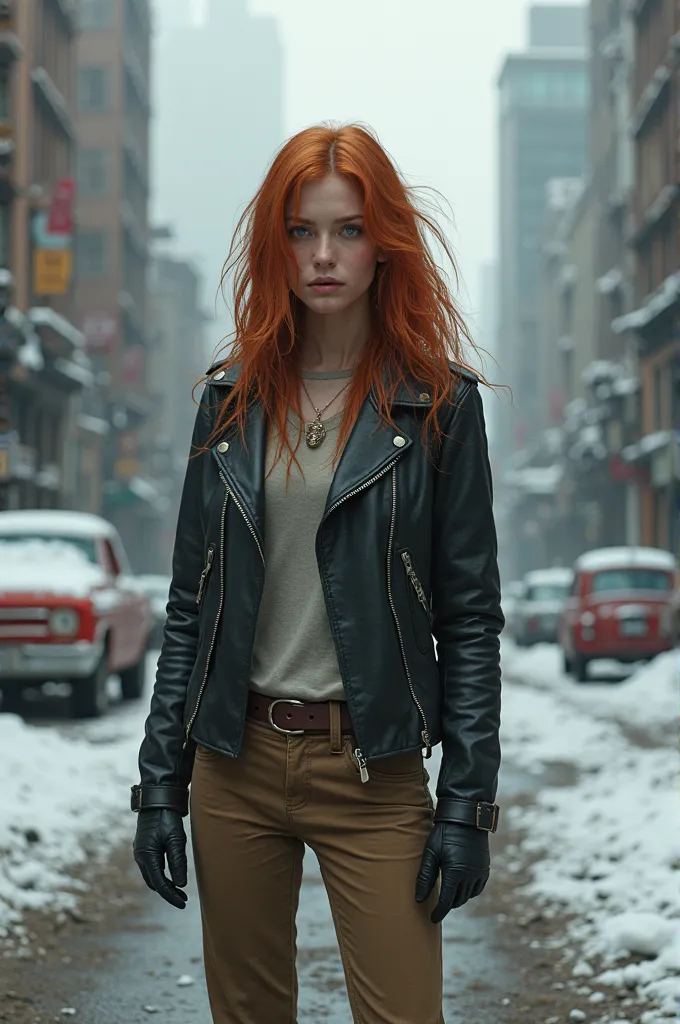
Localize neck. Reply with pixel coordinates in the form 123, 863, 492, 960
299, 294, 371, 372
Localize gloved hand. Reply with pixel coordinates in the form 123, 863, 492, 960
133, 808, 188, 910
415, 822, 490, 924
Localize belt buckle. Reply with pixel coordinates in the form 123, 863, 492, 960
267, 698, 305, 735
476, 803, 499, 833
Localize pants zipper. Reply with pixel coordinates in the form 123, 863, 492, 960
183, 481, 229, 748
387, 466, 432, 757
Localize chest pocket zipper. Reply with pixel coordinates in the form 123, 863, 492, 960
196, 545, 215, 606
400, 551, 432, 623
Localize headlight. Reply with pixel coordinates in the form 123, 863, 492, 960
49, 608, 80, 637
580, 611, 596, 627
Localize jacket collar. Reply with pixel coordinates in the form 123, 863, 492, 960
207, 362, 429, 548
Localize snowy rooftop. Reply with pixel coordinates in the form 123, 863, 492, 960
575, 547, 676, 573
524, 567, 573, 585
0, 510, 116, 540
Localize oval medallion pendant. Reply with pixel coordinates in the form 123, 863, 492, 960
306, 420, 326, 448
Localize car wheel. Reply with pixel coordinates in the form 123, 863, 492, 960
72, 653, 110, 719
120, 655, 145, 701
573, 655, 589, 683
0, 681, 24, 715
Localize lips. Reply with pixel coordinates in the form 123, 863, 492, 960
309, 278, 344, 293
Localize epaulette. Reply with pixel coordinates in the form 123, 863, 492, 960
205, 360, 241, 385
448, 361, 479, 385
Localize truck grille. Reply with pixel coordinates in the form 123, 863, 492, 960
0, 607, 50, 639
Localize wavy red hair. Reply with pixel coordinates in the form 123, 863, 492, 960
201, 122, 479, 476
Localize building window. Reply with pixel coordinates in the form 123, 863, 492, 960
77, 148, 109, 197
0, 70, 9, 122
76, 229, 108, 278
78, 67, 110, 112
0, 204, 10, 267
79, 0, 114, 30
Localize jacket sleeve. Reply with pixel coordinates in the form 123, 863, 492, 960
430, 379, 504, 810
136, 390, 213, 801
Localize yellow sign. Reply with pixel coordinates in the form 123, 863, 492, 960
33, 248, 72, 295
114, 457, 140, 480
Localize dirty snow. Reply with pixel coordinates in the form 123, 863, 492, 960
1, 638, 679, 1022
501, 640, 680, 1022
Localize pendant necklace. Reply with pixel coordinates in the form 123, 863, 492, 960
301, 377, 353, 449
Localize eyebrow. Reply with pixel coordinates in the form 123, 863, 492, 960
284, 214, 364, 225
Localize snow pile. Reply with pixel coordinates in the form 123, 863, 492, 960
501, 645, 680, 1021
0, 667, 150, 936
0, 539, 105, 597
502, 640, 679, 738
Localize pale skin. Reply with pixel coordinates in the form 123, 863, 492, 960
284, 173, 386, 423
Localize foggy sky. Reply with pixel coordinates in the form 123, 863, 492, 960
153, 0, 583, 348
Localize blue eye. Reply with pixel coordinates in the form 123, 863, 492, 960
342, 225, 362, 237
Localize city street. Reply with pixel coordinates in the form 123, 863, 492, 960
1, 646, 678, 1024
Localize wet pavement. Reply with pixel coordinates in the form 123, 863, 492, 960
11, 760, 547, 1024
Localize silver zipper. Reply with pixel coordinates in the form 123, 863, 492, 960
184, 483, 229, 747
196, 545, 215, 605
354, 747, 369, 783
400, 550, 432, 621
387, 467, 432, 757
321, 453, 407, 785
322, 456, 404, 523
226, 477, 265, 565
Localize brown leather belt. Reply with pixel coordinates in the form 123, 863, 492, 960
247, 691, 354, 735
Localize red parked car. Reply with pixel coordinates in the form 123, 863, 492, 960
558, 546, 677, 682
0, 510, 152, 718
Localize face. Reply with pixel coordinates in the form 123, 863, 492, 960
285, 174, 385, 316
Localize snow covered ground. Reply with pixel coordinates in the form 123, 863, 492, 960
1, 642, 678, 1022
501, 641, 680, 1024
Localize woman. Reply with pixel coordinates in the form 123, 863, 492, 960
132, 123, 503, 1024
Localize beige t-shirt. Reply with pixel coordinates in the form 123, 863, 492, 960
249, 369, 351, 702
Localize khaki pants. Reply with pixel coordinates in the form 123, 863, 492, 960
190, 709, 444, 1024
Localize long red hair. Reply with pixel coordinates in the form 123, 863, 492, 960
201, 122, 478, 476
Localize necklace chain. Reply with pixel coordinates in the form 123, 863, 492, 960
300, 377, 352, 421
300, 376, 353, 449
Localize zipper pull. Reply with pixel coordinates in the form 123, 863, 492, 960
196, 547, 215, 605
421, 730, 432, 759
401, 551, 413, 572
354, 748, 370, 783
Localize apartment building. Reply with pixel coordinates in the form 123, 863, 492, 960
74, 0, 158, 567
0, 0, 102, 512
614, 0, 680, 554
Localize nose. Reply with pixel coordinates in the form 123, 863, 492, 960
313, 232, 336, 269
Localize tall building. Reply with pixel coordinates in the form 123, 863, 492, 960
614, 0, 680, 554
146, 245, 207, 570
496, 5, 590, 465
152, 0, 283, 329
74, 0, 159, 568
1, 0, 102, 512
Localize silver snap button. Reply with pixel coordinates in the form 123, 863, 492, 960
393, 436, 406, 448
213, 370, 226, 381
419, 392, 430, 402
217, 441, 230, 454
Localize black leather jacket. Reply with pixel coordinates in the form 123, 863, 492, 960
136, 361, 503, 821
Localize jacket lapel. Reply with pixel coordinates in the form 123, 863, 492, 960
206, 363, 435, 540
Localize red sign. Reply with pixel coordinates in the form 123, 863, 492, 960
609, 455, 648, 483
47, 179, 76, 235
82, 311, 118, 353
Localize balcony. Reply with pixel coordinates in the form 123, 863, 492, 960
124, 47, 150, 113
120, 199, 148, 258
52, 0, 78, 36
31, 67, 76, 140
0, 29, 22, 64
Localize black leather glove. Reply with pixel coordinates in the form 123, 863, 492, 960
415, 822, 490, 924
133, 809, 188, 910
